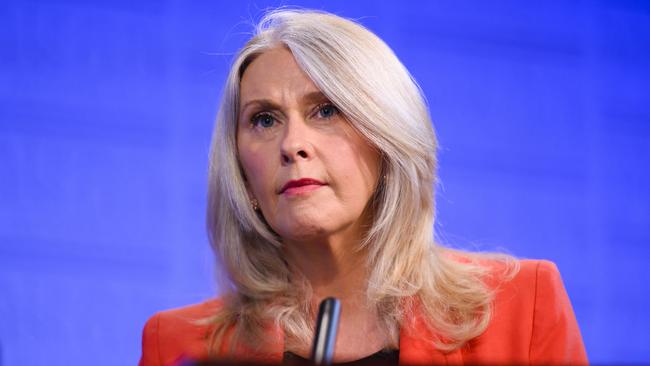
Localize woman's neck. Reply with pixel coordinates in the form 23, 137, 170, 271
283, 232, 369, 301
282, 234, 396, 361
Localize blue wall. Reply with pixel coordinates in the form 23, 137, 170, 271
1, 1, 648, 364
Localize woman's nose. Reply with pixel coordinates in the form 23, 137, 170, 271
280, 117, 314, 165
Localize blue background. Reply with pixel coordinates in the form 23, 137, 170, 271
1, 1, 649, 364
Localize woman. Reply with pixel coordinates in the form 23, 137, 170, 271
140, 9, 587, 366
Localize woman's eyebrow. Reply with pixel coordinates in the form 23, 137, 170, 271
301, 91, 330, 105
241, 91, 330, 114
240, 99, 281, 114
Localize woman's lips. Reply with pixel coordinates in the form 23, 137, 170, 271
280, 178, 326, 196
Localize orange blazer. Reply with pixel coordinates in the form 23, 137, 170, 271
139, 260, 588, 365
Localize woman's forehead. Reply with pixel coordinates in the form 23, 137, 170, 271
239, 48, 325, 107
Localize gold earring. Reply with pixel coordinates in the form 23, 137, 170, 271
251, 198, 259, 211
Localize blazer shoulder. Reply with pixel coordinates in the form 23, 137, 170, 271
486, 258, 573, 319
513, 259, 557, 286
501, 259, 573, 307
464, 258, 587, 365
139, 298, 223, 366
524, 261, 589, 364
157, 298, 224, 321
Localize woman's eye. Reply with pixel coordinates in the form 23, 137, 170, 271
317, 104, 339, 119
251, 113, 275, 128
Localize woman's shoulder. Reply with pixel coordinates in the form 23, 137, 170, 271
150, 297, 224, 321
462, 254, 569, 309
460, 256, 588, 364
445, 249, 561, 290
481, 256, 567, 299
139, 298, 224, 366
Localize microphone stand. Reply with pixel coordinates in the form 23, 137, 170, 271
310, 298, 341, 366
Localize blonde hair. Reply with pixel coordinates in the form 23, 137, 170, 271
206, 8, 517, 354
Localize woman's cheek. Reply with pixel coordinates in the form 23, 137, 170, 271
246, 150, 277, 201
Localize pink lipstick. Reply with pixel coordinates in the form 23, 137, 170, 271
280, 178, 326, 196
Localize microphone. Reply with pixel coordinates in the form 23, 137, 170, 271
310, 297, 341, 366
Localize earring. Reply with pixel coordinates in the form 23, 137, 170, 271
251, 198, 259, 211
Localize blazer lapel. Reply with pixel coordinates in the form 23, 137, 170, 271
399, 308, 463, 365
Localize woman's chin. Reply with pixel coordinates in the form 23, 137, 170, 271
275, 222, 329, 243
269, 206, 366, 245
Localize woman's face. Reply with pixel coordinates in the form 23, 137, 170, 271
237, 47, 380, 244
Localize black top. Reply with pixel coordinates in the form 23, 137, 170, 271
283, 350, 399, 366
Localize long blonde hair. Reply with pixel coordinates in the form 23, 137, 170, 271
206, 8, 517, 354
